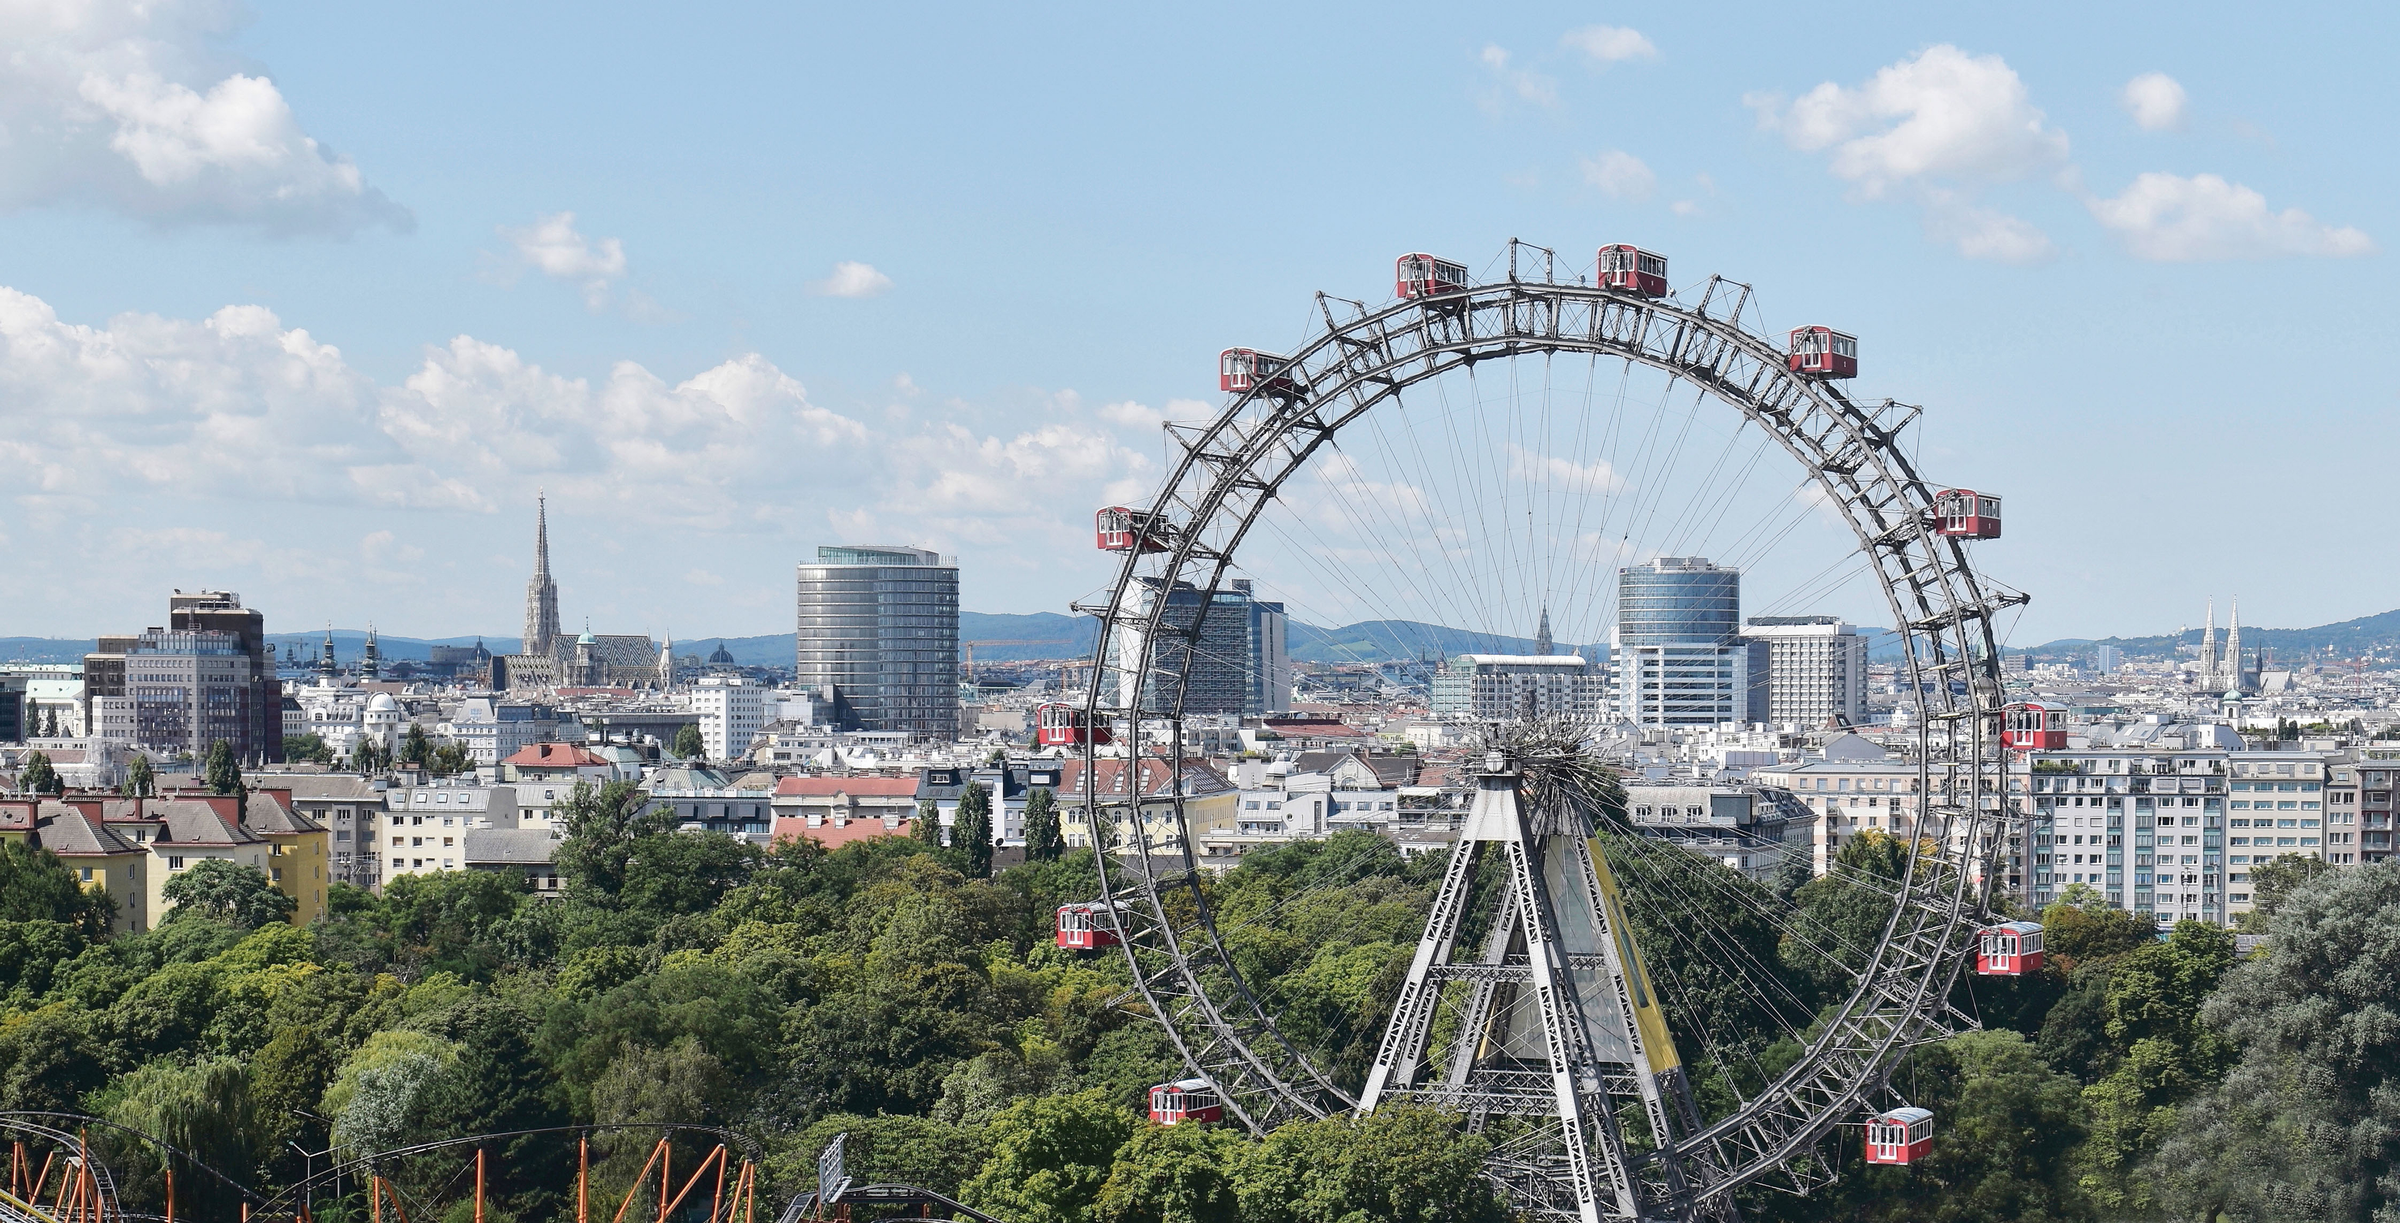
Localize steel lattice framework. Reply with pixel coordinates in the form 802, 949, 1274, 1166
1072, 246, 2023, 1221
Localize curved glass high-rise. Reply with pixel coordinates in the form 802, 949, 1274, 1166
1612, 557, 1766, 726
1617, 557, 1741, 647
795, 545, 960, 738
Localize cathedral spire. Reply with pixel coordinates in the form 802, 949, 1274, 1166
1535, 606, 1554, 656
2226, 598, 2243, 694
523, 490, 563, 658
2199, 598, 2217, 687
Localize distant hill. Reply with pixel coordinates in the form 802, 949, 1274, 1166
19, 605, 2391, 673
1289, 620, 1541, 664
2026, 607, 2400, 664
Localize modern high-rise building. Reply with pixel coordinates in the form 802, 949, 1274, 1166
167, 590, 280, 762
1109, 578, 1291, 716
690, 675, 768, 760
1741, 616, 1868, 727
1611, 557, 1766, 726
795, 545, 960, 738
126, 627, 268, 760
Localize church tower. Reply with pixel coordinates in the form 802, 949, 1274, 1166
1535, 606, 1554, 656
523, 491, 563, 658
361, 624, 381, 681
2226, 598, 2246, 695
2198, 598, 2218, 689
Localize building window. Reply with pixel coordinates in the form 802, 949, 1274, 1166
168, 856, 186, 869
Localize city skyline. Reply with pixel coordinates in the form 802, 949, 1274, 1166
0, 4, 2390, 646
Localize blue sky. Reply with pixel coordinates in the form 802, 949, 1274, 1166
1, 3, 2390, 647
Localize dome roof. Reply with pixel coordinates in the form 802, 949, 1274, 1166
367, 692, 400, 712
578, 629, 597, 645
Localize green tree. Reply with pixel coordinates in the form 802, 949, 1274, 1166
401, 721, 432, 766
623, 830, 757, 918
103, 1057, 259, 1220
1783, 830, 1914, 1006
2074, 919, 2237, 1214
282, 733, 336, 765
203, 738, 243, 796
552, 780, 671, 902
914, 796, 944, 847
673, 723, 705, 760
19, 749, 61, 795
2041, 892, 2156, 970
1023, 788, 1065, 863
2239, 853, 2335, 931
162, 858, 297, 929
40, 708, 58, 737
429, 742, 474, 776
960, 1089, 1137, 1223
1093, 1122, 1246, 1223
2151, 861, 2400, 1222
957, 782, 994, 878
123, 754, 156, 797
0, 839, 111, 933
1823, 1030, 2093, 1223
1235, 1106, 1505, 1223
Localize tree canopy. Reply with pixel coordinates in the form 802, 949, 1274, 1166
161, 858, 297, 929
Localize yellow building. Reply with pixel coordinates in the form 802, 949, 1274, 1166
244, 789, 330, 925
1060, 757, 1242, 865
145, 798, 274, 924
35, 804, 151, 933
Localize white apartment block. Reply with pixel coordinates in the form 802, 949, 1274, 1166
1611, 642, 1768, 727
1741, 616, 1868, 727
1430, 654, 1607, 721
691, 676, 767, 760
2012, 721, 2333, 926
382, 782, 524, 879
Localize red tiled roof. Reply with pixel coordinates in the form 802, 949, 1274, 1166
1059, 758, 1235, 799
771, 814, 920, 848
501, 743, 611, 768
774, 776, 920, 798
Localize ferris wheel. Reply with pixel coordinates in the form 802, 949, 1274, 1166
1063, 240, 2025, 1223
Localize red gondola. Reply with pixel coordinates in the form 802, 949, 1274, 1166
1036, 701, 1114, 748
1977, 920, 2045, 975
1095, 506, 1170, 554
1931, 489, 2002, 539
1395, 252, 1470, 300
2002, 701, 2066, 752
1148, 1078, 1224, 1126
1220, 348, 1307, 395
1597, 244, 1669, 298
1788, 326, 1859, 379
1056, 901, 1122, 950
1864, 1107, 1934, 1165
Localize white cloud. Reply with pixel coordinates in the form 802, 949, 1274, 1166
2121, 72, 2187, 132
1561, 25, 1656, 65
1750, 45, 2067, 262
1581, 150, 1656, 201
1929, 198, 2057, 264
1479, 45, 1558, 109
2087, 172, 2374, 261
1755, 45, 2069, 196
812, 261, 894, 298
0, 1, 407, 232
0, 280, 1167, 633
503, 212, 627, 309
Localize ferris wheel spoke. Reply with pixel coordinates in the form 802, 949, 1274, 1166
1076, 245, 2019, 1220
